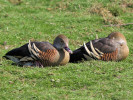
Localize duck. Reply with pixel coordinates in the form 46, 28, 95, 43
3, 34, 72, 67
70, 32, 129, 62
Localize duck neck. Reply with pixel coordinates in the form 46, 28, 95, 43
57, 49, 70, 65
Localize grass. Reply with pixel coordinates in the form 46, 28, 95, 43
0, 0, 133, 99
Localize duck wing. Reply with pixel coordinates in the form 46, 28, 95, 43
70, 37, 118, 62
3, 41, 56, 64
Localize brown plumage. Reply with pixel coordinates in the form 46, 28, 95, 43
3, 34, 72, 67
70, 32, 129, 62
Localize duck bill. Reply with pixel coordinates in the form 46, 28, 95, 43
64, 47, 73, 54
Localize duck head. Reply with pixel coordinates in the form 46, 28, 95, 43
53, 34, 73, 54
108, 32, 129, 61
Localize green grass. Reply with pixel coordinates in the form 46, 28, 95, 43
0, 0, 133, 99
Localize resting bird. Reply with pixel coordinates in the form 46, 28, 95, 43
3, 34, 72, 67
70, 32, 129, 62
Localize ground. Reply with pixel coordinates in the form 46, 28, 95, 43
0, 0, 133, 99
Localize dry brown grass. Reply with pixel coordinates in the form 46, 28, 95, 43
119, 0, 133, 12
89, 3, 123, 24
8, 0, 22, 5
47, 0, 71, 11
